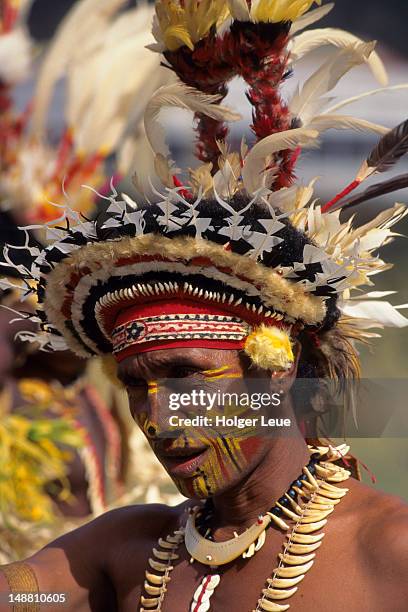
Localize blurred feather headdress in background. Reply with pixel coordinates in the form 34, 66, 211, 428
0, 0, 170, 224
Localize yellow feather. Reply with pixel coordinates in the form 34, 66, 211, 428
251, 0, 321, 24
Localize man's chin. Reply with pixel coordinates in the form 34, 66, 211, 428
171, 471, 248, 499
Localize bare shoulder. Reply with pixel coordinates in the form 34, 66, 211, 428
0, 502, 190, 612
47, 500, 190, 566
99, 501, 191, 571
343, 478, 408, 595
94, 500, 189, 548
345, 477, 408, 538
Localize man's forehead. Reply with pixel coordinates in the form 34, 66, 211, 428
117, 347, 240, 374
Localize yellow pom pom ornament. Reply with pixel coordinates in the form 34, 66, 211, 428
244, 325, 294, 371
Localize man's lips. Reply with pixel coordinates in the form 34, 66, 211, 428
158, 446, 209, 477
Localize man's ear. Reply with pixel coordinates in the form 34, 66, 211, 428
270, 339, 301, 393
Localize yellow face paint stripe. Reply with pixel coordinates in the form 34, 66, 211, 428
230, 436, 247, 466
148, 380, 158, 395
202, 366, 231, 376
203, 373, 243, 381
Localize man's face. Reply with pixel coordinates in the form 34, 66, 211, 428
118, 347, 293, 498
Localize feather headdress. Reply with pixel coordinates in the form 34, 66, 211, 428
1, 0, 169, 224
3, 1, 408, 392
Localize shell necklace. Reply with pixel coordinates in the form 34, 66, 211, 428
139, 444, 351, 612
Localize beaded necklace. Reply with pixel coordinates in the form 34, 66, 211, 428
139, 444, 351, 612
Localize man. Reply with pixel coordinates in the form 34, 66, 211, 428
0, 340, 407, 610
1, 0, 408, 610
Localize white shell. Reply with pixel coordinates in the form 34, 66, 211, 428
190, 574, 220, 612
206, 574, 221, 589
191, 601, 210, 612
192, 588, 212, 604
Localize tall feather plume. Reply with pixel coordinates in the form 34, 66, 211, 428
323, 84, 408, 115
144, 82, 241, 161
155, 0, 236, 170
323, 118, 408, 212
227, 19, 295, 189
289, 42, 376, 126
290, 28, 388, 86
308, 114, 388, 136
72, 25, 160, 153
31, 0, 128, 138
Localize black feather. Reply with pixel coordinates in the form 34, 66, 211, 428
367, 118, 408, 172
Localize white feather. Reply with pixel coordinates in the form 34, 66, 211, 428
104, 3, 153, 45
66, 51, 102, 130
144, 82, 241, 158
290, 3, 335, 35
324, 84, 408, 115
289, 42, 376, 125
291, 28, 388, 86
353, 204, 408, 242
309, 114, 388, 136
31, 0, 128, 137
0, 28, 32, 84
242, 128, 319, 194
74, 33, 160, 152
267, 186, 299, 212
341, 301, 408, 328
41, 3, 162, 155
349, 291, 397, 300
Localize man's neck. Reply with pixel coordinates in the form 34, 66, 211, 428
209, 435, 310, 538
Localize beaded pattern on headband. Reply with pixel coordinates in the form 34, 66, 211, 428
111, 313, 251, 361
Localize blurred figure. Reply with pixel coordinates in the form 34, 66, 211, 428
0, 0, 162, 559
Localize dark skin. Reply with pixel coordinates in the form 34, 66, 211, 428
1, 347, 408, 611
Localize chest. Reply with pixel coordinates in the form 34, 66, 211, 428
115, 531, 383, 612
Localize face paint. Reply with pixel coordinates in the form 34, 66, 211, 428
148, 381, 158, 395
172, 429, 265, 498
202, 365, 243, 382
156, 393, 265, 497
127, 356, 274, 499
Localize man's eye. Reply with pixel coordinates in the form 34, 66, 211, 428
172, 367, 200, 378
